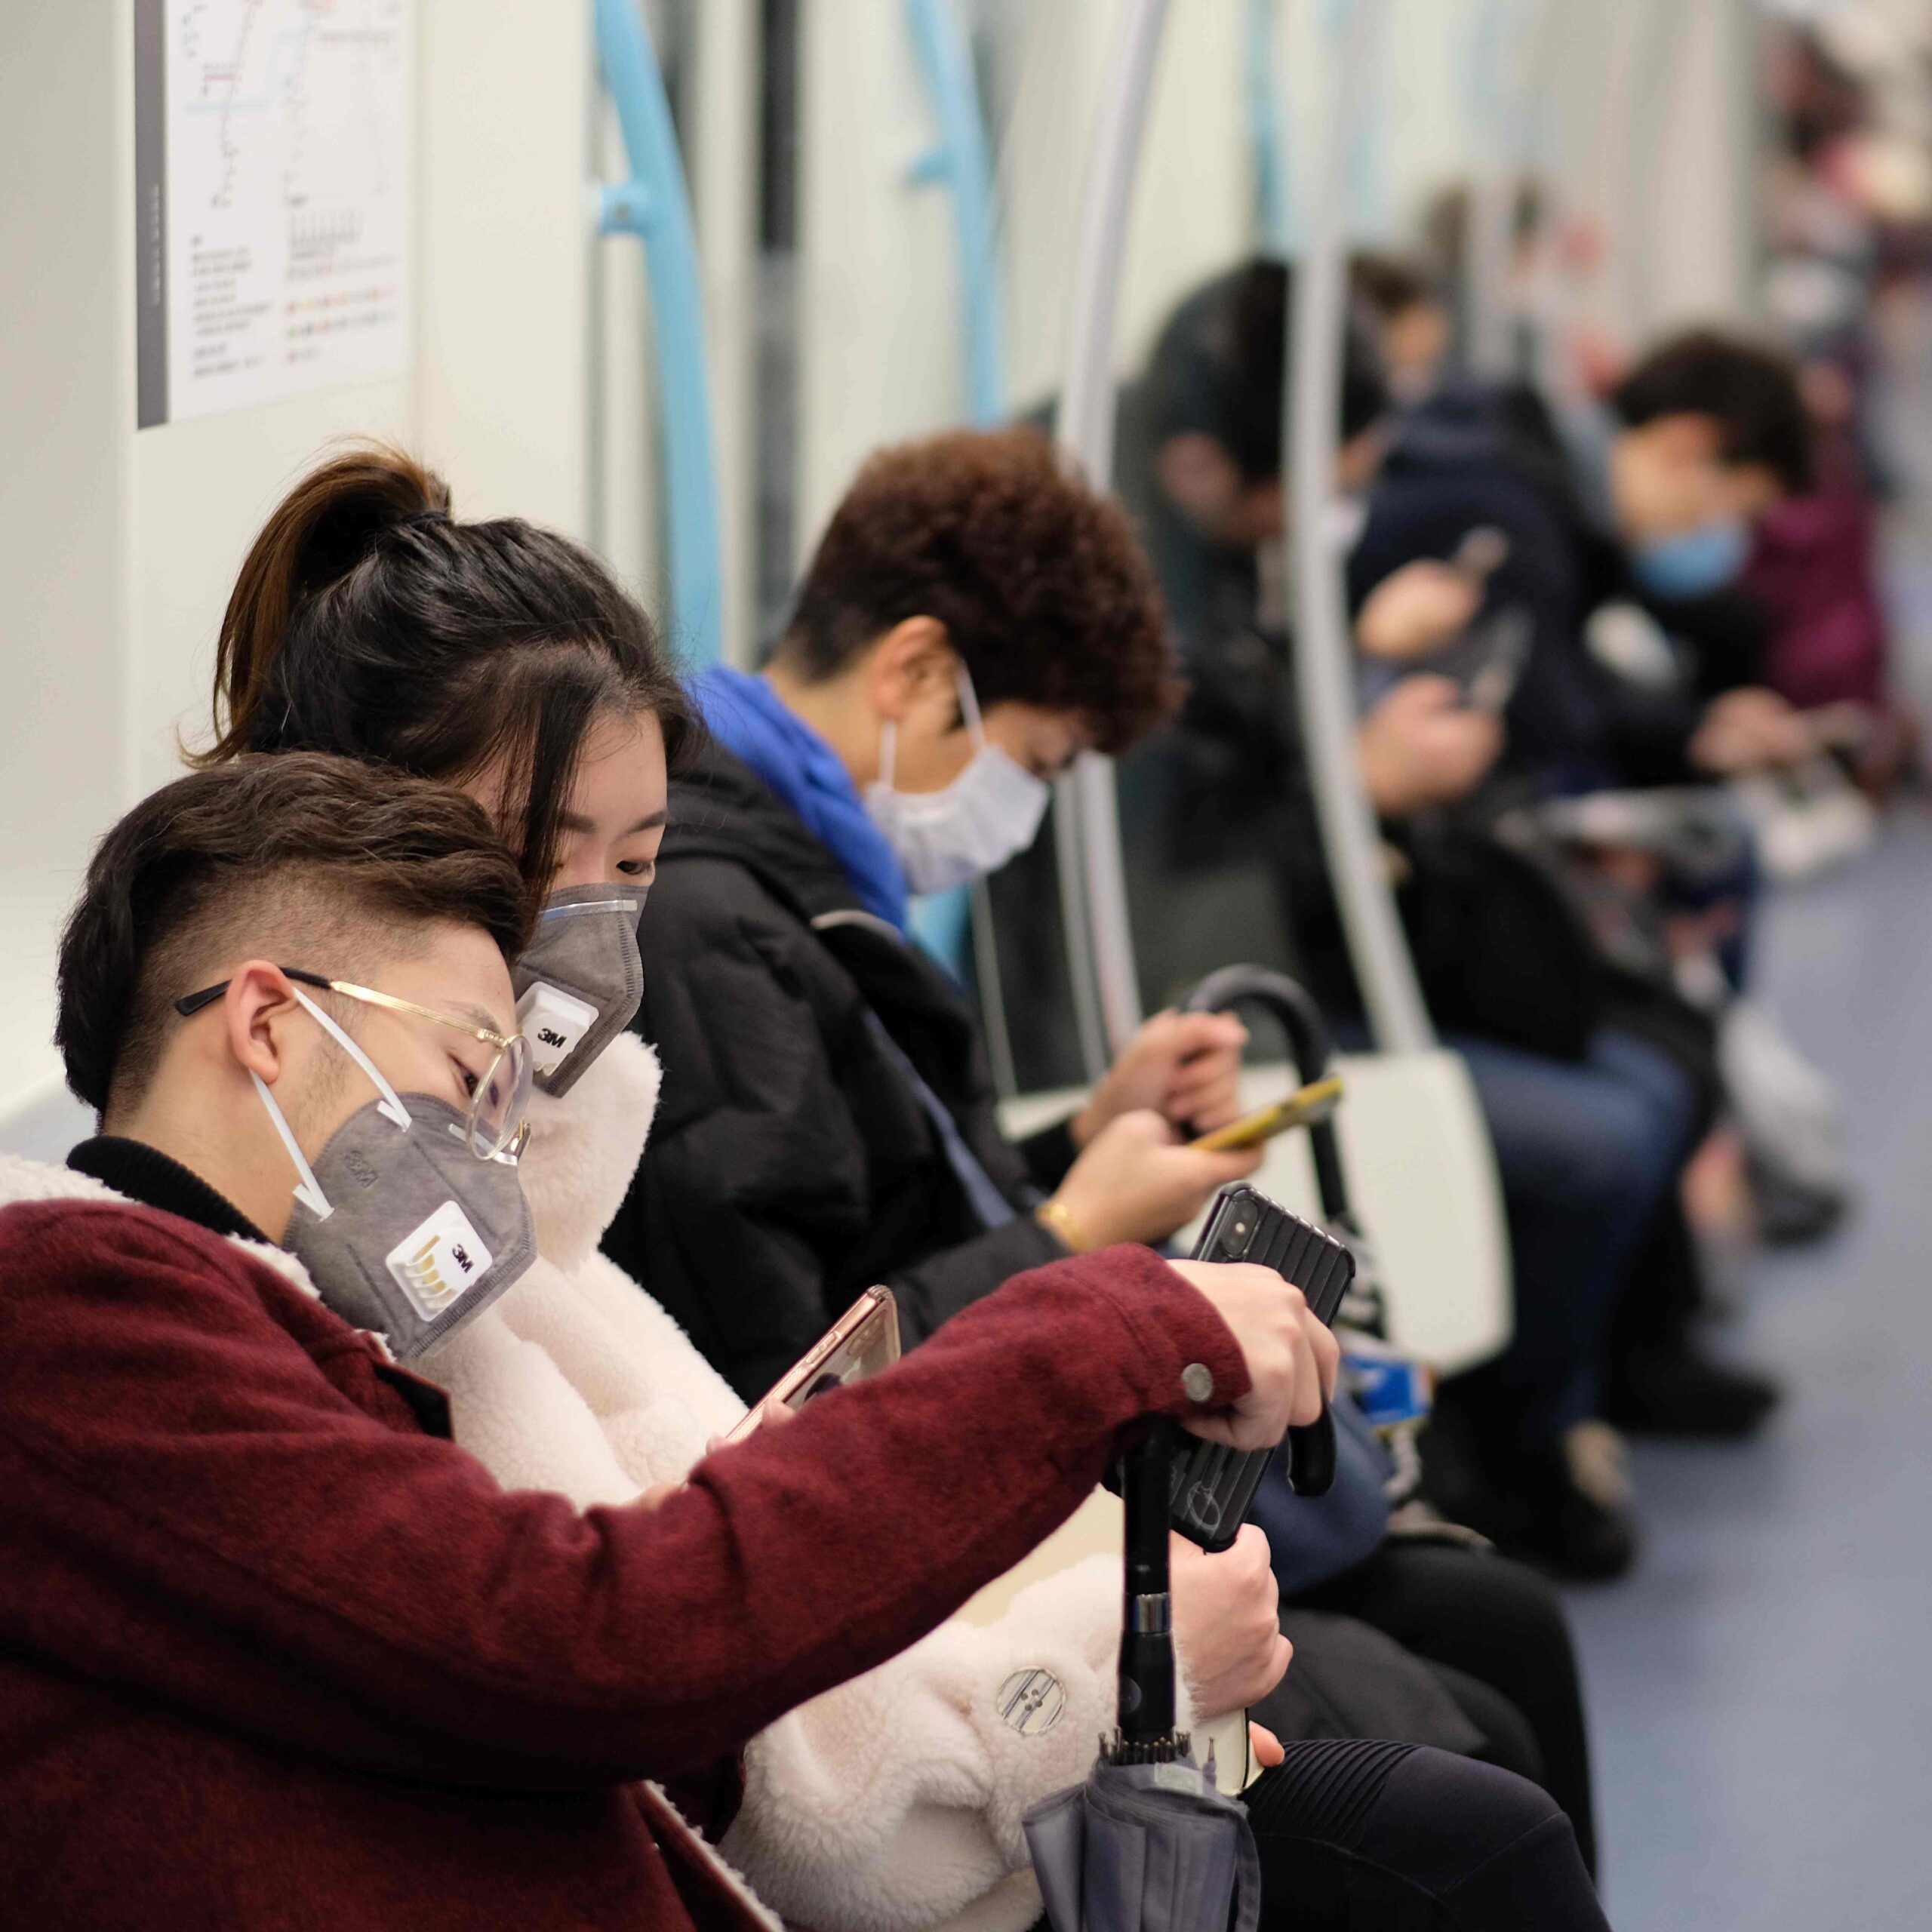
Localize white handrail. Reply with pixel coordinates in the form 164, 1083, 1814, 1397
1050, 0, 1171, 1078
1287, 0, 1435, 1056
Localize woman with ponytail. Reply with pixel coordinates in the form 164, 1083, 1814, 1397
202, 446, 1607, 1932
200, 446, 1296, 1932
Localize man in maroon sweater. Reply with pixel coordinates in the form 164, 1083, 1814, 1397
0, 754, 1336, 1932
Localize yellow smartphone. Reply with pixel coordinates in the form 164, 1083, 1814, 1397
1189, 1075, 1344, 1153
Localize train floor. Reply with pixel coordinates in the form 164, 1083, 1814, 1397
1566, 806, 1932, 1930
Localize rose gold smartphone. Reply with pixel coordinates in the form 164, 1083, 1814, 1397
721, 1286, 901, 1444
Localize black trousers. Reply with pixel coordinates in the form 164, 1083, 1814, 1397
1024, 1739, 1607, 1932
1294, 1540, 1598, 1876
1244, 1738, 1609, 1930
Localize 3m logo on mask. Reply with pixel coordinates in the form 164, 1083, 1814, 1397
516, 982, 600, 1078
385, 1201, 496, 1321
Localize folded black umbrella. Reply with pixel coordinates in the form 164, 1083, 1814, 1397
1023, 1431, 1262, 1931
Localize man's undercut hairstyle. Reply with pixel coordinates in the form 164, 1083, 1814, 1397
57, 753, 536, 1118
780, 427, 1181, 755
1144, 259, 1389, 485
1611, 330, 1815, 496
200, 443, 699, 888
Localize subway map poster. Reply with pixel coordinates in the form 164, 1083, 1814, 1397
136, 0, 413, 427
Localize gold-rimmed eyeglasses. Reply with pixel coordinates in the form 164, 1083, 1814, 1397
175, 967, 533, 1161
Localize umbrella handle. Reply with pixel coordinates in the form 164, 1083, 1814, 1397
1180, 964, 1355, 1226
1116, 1427, 1178, 1748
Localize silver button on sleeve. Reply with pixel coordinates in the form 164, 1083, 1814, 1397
1181, 1361, 1215, 1404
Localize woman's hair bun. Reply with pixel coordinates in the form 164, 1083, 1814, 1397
202, 445, 451, 764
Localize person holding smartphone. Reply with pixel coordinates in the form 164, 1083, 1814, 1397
186, 447, 1606, 1932
3, 751, 1363, 1932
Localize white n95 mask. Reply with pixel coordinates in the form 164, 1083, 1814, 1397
863, 670, 1051, 895
511, 881, 650, 1097
255, 990, 536, 1361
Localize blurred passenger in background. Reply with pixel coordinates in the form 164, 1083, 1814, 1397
1112, 260, 1788, 1579
1751, 20, 1915, 780
1350, 328, 1819, 792
1352, 254, 1457, 406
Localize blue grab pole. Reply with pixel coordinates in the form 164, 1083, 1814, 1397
903, 0, 1008, 979
904, 0, 1008, 429
594, 0, 725, 669
1245, 0, 1296, 257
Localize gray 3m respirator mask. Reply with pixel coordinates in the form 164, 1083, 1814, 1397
511, 882, 650, 1097
254, 989, 537, 1362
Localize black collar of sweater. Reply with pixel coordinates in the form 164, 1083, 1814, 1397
68, 1136, 273, 1247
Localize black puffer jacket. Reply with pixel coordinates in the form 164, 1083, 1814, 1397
602, 743, 1076, 1403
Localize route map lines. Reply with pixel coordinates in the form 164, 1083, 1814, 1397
138, 0, 412, 426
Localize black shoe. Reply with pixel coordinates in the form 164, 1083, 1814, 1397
1503, 1427, 1641, 1583
1607, 1345, 1782, 1439
1752, 1168, 1850, 1247
1419, 1420, 1639, 1584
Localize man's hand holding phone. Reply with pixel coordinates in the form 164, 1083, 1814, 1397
1165, 1258, 1340, 1451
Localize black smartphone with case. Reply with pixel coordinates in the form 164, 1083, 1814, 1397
1153, 1186, 1355, 1551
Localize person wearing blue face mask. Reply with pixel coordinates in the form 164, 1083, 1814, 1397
1349, 325, 1822, 790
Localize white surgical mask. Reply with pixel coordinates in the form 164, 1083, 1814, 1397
863, 670, 1051, 894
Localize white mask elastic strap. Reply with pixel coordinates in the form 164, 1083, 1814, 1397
538, 897, 638, 921
251, 1070, 334, 1222
878, 665, 985, 797
293, 989, 412, 1131
955, 666, 987, 750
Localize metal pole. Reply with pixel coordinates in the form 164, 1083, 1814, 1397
1052, 0, 1171, 1078
594, 0, 727, 668
1466, 0, 1529, 379
1623, 0, 1684, 339
1288, 0, 1435, 1055
902, 0, 1020, 1075
905, 0, 1009, 429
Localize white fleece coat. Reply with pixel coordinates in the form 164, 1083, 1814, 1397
432, 1034, 1198, 1932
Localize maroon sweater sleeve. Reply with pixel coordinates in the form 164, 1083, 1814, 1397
0, 1203, 1246, 1792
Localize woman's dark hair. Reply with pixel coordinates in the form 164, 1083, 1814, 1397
58, 753, 535, 1118
200, 445, 697, 884
1610, 331, 1815, 496
778, 428, 1180, 756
